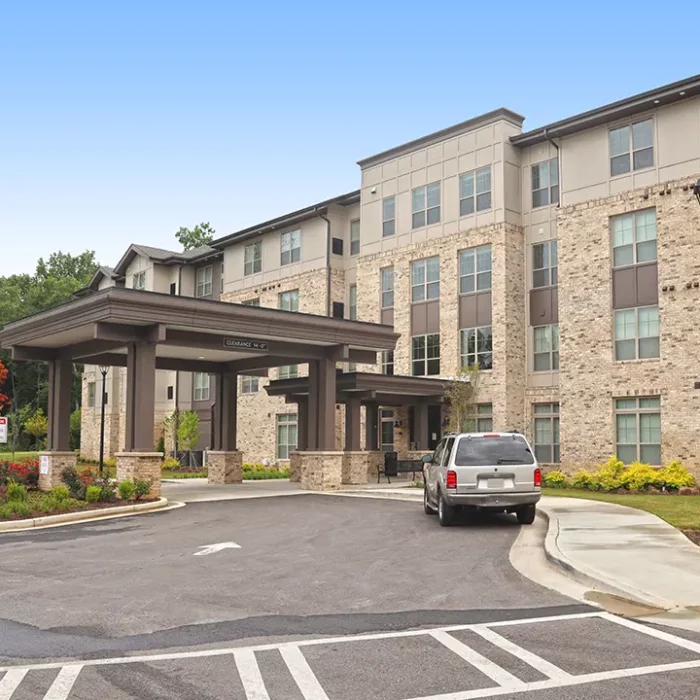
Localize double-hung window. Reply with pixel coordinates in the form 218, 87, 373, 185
280, 230, 301, 266
132, 271, 146, 290
278, 290, 299, 312
463, 404, 493, 433
533, 403, 560, 463
193, 372, 210, 401
460, 326, 493, 370
532, 241, 558, 288
610, 119, 654, 176
459, 245, 491, 294
412, 183, 440, 228
614, 306, 659, 360
611, 210, 657, 268
615, 397, 661, 465
277, 414, 298, 459
533, 324, 559, 371
382, 196, 395, 237
459, 166, 492, 215
381, 267, 394, 309
412, 334, 440, 376
531, 159, 559, 208
241, 376, 259, 394
349, 284, 357, 320
195, 265, 212, 298
244, 242, 262, 276
350, 220, 360, 256
381, 350, 394, 376
411, 257, 440, 302
87, 382, 96, 408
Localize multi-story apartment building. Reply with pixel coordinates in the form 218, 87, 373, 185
81, 74, 700, 476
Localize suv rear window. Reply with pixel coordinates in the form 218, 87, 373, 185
454, 436, 535, 466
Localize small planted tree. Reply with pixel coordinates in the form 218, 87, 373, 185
177, 410, 202, 466
24, 408, 48, 450
444, 365, 480, 433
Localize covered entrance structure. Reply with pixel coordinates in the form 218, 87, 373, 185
0, 287, 399, 493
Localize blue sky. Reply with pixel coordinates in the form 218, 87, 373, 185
2, 1, 697, 274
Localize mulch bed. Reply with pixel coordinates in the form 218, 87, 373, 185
1, 497, 160, 522
682, 530, 700, 547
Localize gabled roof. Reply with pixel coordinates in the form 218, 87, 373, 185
113, 243, 219, 276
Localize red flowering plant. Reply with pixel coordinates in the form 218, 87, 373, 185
0, 459, 39, 488
0, 359, 10, 411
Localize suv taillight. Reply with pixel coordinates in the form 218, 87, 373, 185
534, 468, 542, 487
446, 470, 457, 489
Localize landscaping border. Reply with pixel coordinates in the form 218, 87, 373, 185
0, 497, 171, 532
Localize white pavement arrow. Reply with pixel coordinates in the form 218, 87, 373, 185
193, 542, 241, 556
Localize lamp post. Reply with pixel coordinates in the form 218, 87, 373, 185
98, 365, 109, 476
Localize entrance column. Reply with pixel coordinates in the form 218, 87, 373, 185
208, 372, 243, 484
116, 342, 163, 496
415, 402, 430, 451
345, 398, 361, 451
358, 401, 383, 482
342, 397, 371, 485
289, 397, 307, 483
39, 349, 76, 490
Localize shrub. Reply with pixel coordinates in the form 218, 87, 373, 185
91, 474, 116, 502
6, 482, 28, 503
8, 501, 30, 518
85, 485, 102, 503
244, 467, 291, 480
162, 457, 181, 471
0, 459, 39, 488
133, 478, 152, 500
49, 485, 71, 502
155, 435, 165, 454
118, 480, 136, 500
657, 461, 695, 491
104, 457, 117, 470
543, 470, 570, 488
61, 466, 87, 499
39, 496, 70, 514
0, 504, 11, 519
590, 456, 626, 491
571, 470, 596, 490
619, 462, 659, 492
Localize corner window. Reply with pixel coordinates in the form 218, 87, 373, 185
193, 372, 210, 401
350, 219, 360, 256
332, 237, 344, 255
412, 334, 440, 376
195, 265, 213, 298
278, 365, 298, 380
459, 166, 492, 215
459, 245, 491, 294
241, 376, 259, 394
533, 403, 560, 463
380, 409, 395, 451
278, 290, 299, 312
244, 242, 262, 276
463, 404, 493, 433
610, 118, 654, 176
532, 241, 558, 288
87, 382, 96, 408
411, 256, 440, 302
281, 230, 301, 266
533, 324, 559, 371
349, 284, 357, 320
220, 263, 224, 293
611, 209, 657, 268
614, 305, 659, 360
412, 182, 440, 228
460, 326, 493, 370
132, 271, 146, 290
382, 196, 396, 237
531, 158, 559, 208
277, 414, 298, 459
381, 350, 394, 376
615, 396, 661, 464
381, 266, 394, 309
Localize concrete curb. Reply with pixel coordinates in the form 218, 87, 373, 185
537, 505, 677, 611
0, 497, 170, 533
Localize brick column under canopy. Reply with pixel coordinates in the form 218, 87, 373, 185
38, 451, 77, 491
207, 450, 243, 484
115, 452, 163, 496
299, 451, 343, 491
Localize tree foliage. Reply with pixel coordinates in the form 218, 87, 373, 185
175, 222, 215, 250
177, 410, 201, 452
24, 408, 48, 449
0, 360, 9, 411
444, 365, 481, 433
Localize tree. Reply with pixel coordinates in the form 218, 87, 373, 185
0, 359, 9, 412
444, 365, 481, 433
24, 408, 48, 450
70, 408, 81, 450
177, 410, 201, 452
175, 222, 215, 250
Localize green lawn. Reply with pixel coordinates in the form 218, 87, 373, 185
542, 487, 700, 531
0, 451, 39, 461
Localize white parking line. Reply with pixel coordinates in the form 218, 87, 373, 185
470, 625, 572, 682
429, 631, 526, 690
599, 612, 700, 655
42, 665, 82, 700
280, 646, 330, 700
234, 650, 270, 700
0, 670, 27, 700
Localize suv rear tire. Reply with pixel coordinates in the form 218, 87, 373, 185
516, 504, 536, 525
438, 491, 457, 527
423, 485, 436, 515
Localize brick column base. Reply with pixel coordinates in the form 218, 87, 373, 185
115, 452, 163, 497
38, 452, 77, 491
289, 452, 302, 483
341, 451, 382, 485
207, 451, 243, 484
299, 451, 343, 491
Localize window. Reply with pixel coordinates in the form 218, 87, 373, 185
277, 414, 298, 460
381, 350, 394, 376
381, 267, 394, 309
610, 118, 654, 176
616, 396, 661, 465
350, 220, 360, 256
611, 210, 657, 268
459, 166, 492, 215
169, 282, 177, 295
195, 265, 213, 298
87, 382, 96, 408
349, 284, 357, 320
380, 409, 395, 451
463, 404, 493, 433
193, 372, 210, 401
332, 237, 344, 255
167, 385, 174, 400
278, 364, 299, 379
241, 376, 259, 394
132, 271, 146, 290
459, 245, 491, 294
382, 196, 395, 237
412, 334, 440, 376
281, 230, 301, 266
244, 242, 262, 276
533, 324, 559, 371
220, 262, 224, 293
614, 305, 659, 360
533, 403, 560, 464
532, 241, 558, 288
332, 301, 345, 319
455, 433, 535, 465
278, 290, 299, 312
411, 256, 440, 302
242, 298, 260, 306
531, 158, 559, 208
412, 182, 440, 228
460, 326, 493, 369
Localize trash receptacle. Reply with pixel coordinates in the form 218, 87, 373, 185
384, 451, 398, 477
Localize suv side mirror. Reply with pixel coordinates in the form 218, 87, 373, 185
421, 454, 433, 464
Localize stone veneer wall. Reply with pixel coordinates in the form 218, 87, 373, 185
557, 175, 700, 476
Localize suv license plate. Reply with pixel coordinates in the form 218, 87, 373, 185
487, 478, 505, 489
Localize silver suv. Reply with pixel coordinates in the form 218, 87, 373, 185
422, 432, 541, 527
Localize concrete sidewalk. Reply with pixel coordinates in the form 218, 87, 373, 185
539, 496, 700, 612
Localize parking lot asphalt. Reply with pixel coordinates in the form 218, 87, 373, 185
3, 494, 700, 700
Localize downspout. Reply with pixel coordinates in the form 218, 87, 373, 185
543, 128, 561, 207
319, 210, 332, 316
